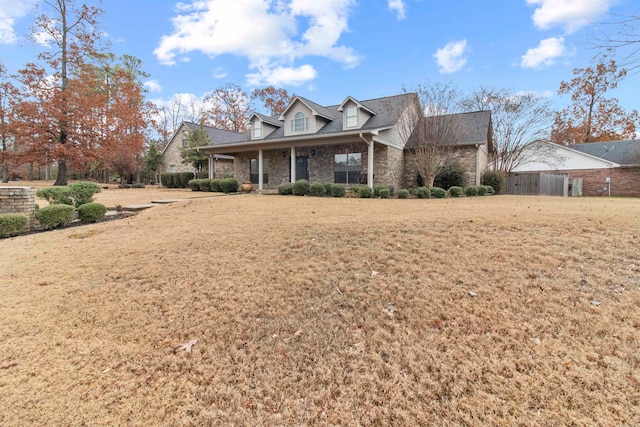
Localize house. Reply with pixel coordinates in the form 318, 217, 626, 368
164, 93, 493, 191
160, 121, 245, 178
511, 139, 640, 196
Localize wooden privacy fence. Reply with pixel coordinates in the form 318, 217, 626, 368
506, 172, 569, 196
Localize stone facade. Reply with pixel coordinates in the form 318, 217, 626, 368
232, 141, 405, 190
161, 126, 193, 174
404, 145, 485, 187
0, 187, 36, 229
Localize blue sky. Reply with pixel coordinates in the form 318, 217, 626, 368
1, 0, 638, 115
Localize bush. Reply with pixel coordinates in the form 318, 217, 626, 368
448, 186, 463, 197
397, 189, 410, 199
219, 178, 239, 193
0, 214, 29, 238
68, 181, 101, 207
197, 179, 212, 192
358, 186, 373, 198
434, 164, 466, 190
188, 179, 202, 191
77, 202, 107, 223
278, 183, 293, 195
414, 187, 430, 199
180, 172, 195, 188
350, 186, 361, 198
309, 182, 326, 197
477, 185, 488, 196
322, 182, 333, 196
36, 187, 73, 206
465, 186, 479, 197
36, 204, 75, 228
481, 171, 505, 194
131, 183, 145, 189
210, 179, 222, 192
373, 185, 389, 198
378, 188, 390, 198
484, 185, 495, 195
330, 183, 346, 197
293, 179, 310, 196
431, 187, 447, 198
160, 173, 174, 188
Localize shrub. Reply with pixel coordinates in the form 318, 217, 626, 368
448, 186, 463, 197
188, 179, 201, 191
434, 164, 466, 190
465, 186, 479, 197
350, 186, 361, 197
484, 185, 495, 195
219, 178, 239, 193
481, 171, 505, 194
408, 187, 417, 196
373, 185, 389, 198
322, 182, 333, 196
477, 185, 488, 196
309, 182, 326, 197
77, 202, 107, 223
431, 187, 447, 198
36, 204, 75, 228
0, 214, 29, 238
68, 181, 101, 207
210, 179, 222, 192
36, 187, 73, 206
330, 183, 346, 197
198, 179, 212, 192
397, 189, 410, 199
378, 188, 390, 198
414, 187, 430, 199
180, 172, 195, 188
358, 186, 373, 198
161, 173, 174, 188
131, 183, 145, 189
278, 183, 293, 195
293, 179, 310, 196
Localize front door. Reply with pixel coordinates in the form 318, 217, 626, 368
293, 156, 309, 181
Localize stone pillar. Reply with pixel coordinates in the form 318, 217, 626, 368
0, 187, 36, 230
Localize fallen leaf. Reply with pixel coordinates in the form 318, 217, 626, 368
591, 300, 601, 306
468, 291, 478, 297
179, 339, 198, 353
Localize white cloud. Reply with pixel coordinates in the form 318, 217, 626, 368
433, 40, 468, 74
144, 79, 162, 93
154, 0, 359, 86
247, 64, 317, 86
521, 36, 566, 69
388, 0, 406, 20
526, 0, 612, 34
0, 0, 36, 44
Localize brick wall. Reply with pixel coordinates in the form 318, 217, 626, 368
545, 167, 640, 197
404, 145, 482, 187
0, 187, 36, 229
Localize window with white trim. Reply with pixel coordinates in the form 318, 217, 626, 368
291, 112, 309, 132
250, 158, 269, 184
345, 106, 357, 128
253, 120, 262, 138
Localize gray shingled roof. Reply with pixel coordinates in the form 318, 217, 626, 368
214, 93, 417, 145
570, 139, 640, 165
183, 122, 247, 144
252, 113, 283, 128
405, 110, 492, 149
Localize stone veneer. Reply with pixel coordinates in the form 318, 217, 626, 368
0, 187, 36, 230
404, 145, 484, 187
233, 141, 405, 189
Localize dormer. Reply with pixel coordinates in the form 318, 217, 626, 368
279, 97, 334, 137
337, 96, 376, 130
249, 113, 282, 140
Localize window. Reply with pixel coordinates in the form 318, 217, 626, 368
334, 153, 362, 184
345, 106, 357, 127
169, 164, 176, 173
291, 112, 308, 132
182, 138, 189, 148
250, 158, 269, 184
253, 120, 262, 138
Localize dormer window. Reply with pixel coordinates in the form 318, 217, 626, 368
292, 112, 309, 132
253, 120, 262, 138
346, 106, 357, 128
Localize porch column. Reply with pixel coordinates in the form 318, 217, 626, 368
290, 146, 296, 183
258, 149, 264, 190
368, 140, 374, 189
209, 154, 214, 179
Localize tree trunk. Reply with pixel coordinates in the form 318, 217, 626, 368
1, 161, 8, 183
55, 160, 68, 186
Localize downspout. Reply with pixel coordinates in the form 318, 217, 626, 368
359, 133, 374, 189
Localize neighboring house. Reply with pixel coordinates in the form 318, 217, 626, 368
160, 121, 245, 178
512, 139, 640, 196
195, 93, 493, 190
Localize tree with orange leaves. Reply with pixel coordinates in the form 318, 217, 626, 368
0, 65, 21, 183
251, 86, 293, 115
551, 54, 639, 145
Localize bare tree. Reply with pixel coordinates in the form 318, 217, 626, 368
399, 81, 463, 188
593, 15, 640, 71
461, 86, 552, 172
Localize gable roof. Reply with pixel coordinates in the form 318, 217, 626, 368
278, 96, 334, 121
405, 110, 492, 149
570, 139, 640, 165
250, 113, 283, 128
182, 122, 247, 144
337, 96, 376, 115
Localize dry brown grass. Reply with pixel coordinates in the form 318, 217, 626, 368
1, 194, 639, 426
